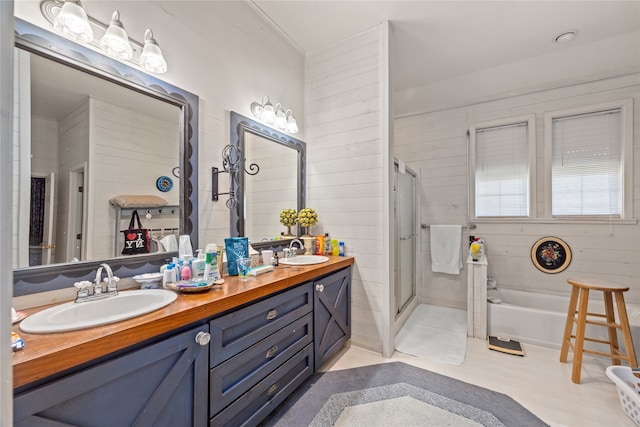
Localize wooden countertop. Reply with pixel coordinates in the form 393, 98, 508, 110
12, 256, 354, 389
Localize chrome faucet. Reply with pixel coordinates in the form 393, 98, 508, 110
74, 263, 119, 303
289, 239, 303, 256
96, 263, 119, 294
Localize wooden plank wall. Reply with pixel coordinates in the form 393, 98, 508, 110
305, 24, 391, 353
12, 49, 30, 268
395, 73, 640, 308
90, 98, 180, 260
56, 99, 89, 263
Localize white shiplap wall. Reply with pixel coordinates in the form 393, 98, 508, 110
395, 73, 640, 308
89, 98, 179, 260
12, 49, 30, 268
55, 98, 89, 264
305, 23, 392, 354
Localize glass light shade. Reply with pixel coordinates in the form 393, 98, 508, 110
262, 100, 276, 124
250, 101, 263, 119
53, 1, 93, 42
274, 104, 286, 129
100, 11, 133, 60
286, 113, 298, 134
139, 29, 167, 74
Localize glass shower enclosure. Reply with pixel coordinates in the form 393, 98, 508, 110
394, 160, 417, 316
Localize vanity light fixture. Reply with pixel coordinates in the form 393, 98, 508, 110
250, 96, 299, 133
139, 30, 168, 74
285, 110, 299, 134
41, 0, 167, 74
52, 0, 93, 42
274, 104, 287, 129
99, 11, 132, 60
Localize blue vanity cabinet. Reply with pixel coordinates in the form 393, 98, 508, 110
209, 283, 315, 426
13, 324, 209, 427
314, 267, 352, 371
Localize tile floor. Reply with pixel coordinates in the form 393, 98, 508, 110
320, 339, 634, 427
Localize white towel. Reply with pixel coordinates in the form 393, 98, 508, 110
160, 234, 178, 252
430, 225, 462, 274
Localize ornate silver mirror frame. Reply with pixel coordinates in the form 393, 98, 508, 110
13, 19, 198, 295
229, 112, 305, 251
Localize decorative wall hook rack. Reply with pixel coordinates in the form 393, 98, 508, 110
212, 144, 260, 209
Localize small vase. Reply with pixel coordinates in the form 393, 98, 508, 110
301, 235, 315, 255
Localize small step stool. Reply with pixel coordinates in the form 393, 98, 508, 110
560, 278, 638, 384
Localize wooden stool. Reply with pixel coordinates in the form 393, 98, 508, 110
560, 278, 638, 383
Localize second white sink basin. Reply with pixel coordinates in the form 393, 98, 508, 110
279, 255, 330, 266
20, 289, 177, 334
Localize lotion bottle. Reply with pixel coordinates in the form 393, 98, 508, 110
163, 264, 176, 287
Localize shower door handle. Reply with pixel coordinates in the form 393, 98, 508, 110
400, 234, 415, 241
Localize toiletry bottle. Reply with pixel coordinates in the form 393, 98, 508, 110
272, 253, 279, 266
191, 250, 205, 278
470, 237, 483, 261
324, 233, 331, 255
331, 239, 339, 256
181, 264, 192, 280
160, 258, 171, 274
315, 235, 324, 255
339, 241, 345, 256
204, 243, 221, 281
163, 264, 176, 288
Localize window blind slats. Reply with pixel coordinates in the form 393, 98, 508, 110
475, 123, 529, 217
552, 109, 621, 216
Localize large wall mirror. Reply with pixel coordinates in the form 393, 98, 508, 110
13, 19, 198, 295
229, 112, 305, 247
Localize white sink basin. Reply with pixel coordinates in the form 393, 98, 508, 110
279, 255, 330, 266
20, 289, 177, 334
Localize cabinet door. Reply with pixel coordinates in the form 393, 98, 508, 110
14, 325, 209, 427
314, 267, 351, 370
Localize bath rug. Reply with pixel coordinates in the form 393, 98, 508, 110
395, 304, 467, 365
488, 336, 524, 356
261, 362, 548, 427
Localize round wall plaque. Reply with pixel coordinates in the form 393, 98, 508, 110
156, 176, 173, 192
531, 237, 572, 273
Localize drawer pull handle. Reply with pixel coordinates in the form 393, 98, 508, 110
266, 383, 279, 397
316, 284, 324, 292
194, 331, 210, 346
266, 309, 278, 320
265, 345, 279, 358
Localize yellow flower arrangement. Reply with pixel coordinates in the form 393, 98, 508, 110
279, 208, 298, 227
297, 208, 318, 227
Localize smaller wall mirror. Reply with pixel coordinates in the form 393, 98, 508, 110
228, 112, 306, 245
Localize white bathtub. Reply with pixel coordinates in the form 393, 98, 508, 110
487, 288, 640, 356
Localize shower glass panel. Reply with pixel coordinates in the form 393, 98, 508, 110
395, 161, 416, 315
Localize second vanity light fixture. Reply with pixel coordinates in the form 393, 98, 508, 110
40, 0, 168, 74
250, 96, 299, 134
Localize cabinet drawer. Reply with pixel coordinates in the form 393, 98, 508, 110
210, 312, 312, 416
210, 344, 314, 427
210, 283, 312, 366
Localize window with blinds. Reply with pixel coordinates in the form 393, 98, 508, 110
474, 122, 530, 217
551, 109, 621, 216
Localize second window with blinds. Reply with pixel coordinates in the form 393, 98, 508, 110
470, 99, 633, 220
544, 99, 633, 219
